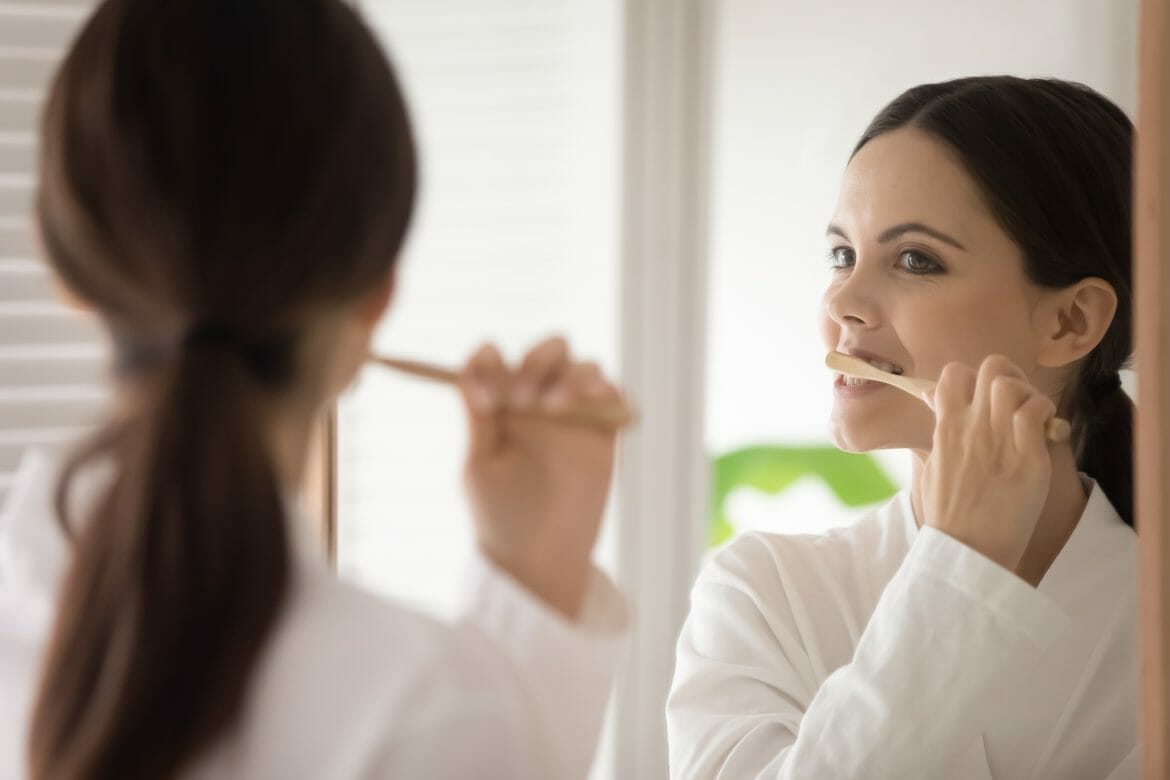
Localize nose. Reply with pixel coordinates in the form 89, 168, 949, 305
824, 266, 881, 329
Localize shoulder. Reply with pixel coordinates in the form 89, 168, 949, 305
197, 563, 536, 777
699, 492, 912, 602
672, 494, 915, 692
266, 561, 473, 703
221, 562, 514, 770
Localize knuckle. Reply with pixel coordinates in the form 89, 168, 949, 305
573, 361, 602, 381
938, 362, 968, 388
469, 344, 500, 373
991, 376, 1022, 400
984, 353, 1012, 370
542, 334, 570, 357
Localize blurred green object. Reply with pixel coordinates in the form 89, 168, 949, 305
709, 445, 899, 547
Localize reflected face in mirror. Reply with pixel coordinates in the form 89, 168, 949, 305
819, 126, 1047, 454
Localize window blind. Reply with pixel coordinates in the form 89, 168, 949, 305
337, 0, 621, 618
0, 1, 104, 510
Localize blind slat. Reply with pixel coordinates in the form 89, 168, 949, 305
0, 7, 89, 50
0, 259, 53, 300
0, 141, 34, 178
0, 93, 41, 136
0, 305, 102, 345
0, 395, 104, 429
0, 1, 103, 498
0, 428, 84, 471
0, 52, 57, 92
0, 222, 35, 257
0, 181, 33, 215
0, 353, 105, 385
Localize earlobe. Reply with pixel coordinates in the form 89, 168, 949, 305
52, 274, 92, 314
35, 224, 93, 314
359, 272, 396, 329
1035, 278, 1118, 368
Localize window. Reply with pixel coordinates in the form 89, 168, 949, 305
0, 2, 103, 512
334, 6, 624, 773
336, 0, 623, 617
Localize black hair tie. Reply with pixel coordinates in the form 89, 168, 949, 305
1089, 372, 1123, 402
182, 321, 296, 387
182, 321, 248, 352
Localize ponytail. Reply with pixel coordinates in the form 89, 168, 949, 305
30, 0, 417, 773
29, 340, 292, 779
1074, 377, 1135, 527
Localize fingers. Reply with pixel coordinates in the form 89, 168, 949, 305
512, 336, 570, 411
1013, 393, 1058, 458
543, 361, 620, 415
988, 376, 1034, 442
968, 353, 1015, 428
936, 355, 1056, 457
461, 338, 619, 451
462, 344, 507, 412
976, 356, 1042, 451
933, 362, 976, 440
461, 343, 508, 456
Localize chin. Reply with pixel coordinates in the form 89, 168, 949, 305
828, 416, 927, 454
828, 417, 873, 453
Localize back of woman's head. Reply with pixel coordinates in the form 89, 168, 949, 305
853, 76, 1134, 526
30, 1, 416, 777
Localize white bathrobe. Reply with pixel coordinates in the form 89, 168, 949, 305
0, 449, 627, 779
667, 480, 1138, 779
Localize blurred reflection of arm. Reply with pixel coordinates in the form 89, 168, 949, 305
366, 553, 628, 779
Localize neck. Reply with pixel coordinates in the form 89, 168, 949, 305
269, 403, 322, 493
909, 444, 1088, 586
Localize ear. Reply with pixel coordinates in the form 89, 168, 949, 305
34, 222, 92, 313
357, 271, 396, 331
52, 275, 93, 313
325, 271, 397, 399
1033, 277, 1118, 369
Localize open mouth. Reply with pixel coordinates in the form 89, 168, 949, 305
840, 356, 904, 387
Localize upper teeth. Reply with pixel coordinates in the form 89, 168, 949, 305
841, 358, 903, 386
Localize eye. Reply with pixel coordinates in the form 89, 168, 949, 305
827, 246, 855, 270
897, 249, 943, 274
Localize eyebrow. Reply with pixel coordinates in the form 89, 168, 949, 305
825, 222, 969, 252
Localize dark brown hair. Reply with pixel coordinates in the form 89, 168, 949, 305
29, 1, 416, 777
854, 76, 1134, 526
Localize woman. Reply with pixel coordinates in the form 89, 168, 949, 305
667, 77, 1137, 778
0, 1, 626, 778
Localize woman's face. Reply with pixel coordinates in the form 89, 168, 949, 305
820, 126, 1047, 453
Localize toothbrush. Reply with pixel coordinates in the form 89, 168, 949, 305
826, 351, 1071, 443
368, 354, 637, 433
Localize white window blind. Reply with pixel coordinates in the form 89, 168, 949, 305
0, 1, 105, 511
336, 0, 621, 617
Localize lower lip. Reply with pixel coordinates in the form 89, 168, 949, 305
833, 375, 889, 399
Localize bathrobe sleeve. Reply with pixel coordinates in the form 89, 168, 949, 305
666, 527, 1070, 779
367, 553, 629, 779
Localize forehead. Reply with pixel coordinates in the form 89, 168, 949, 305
833, 126, 997, 240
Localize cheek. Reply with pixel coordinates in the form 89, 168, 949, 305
818, 290, 839, 350
898, 284, 1034, 378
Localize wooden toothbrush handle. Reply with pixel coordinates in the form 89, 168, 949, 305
369, 353, 637, 433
